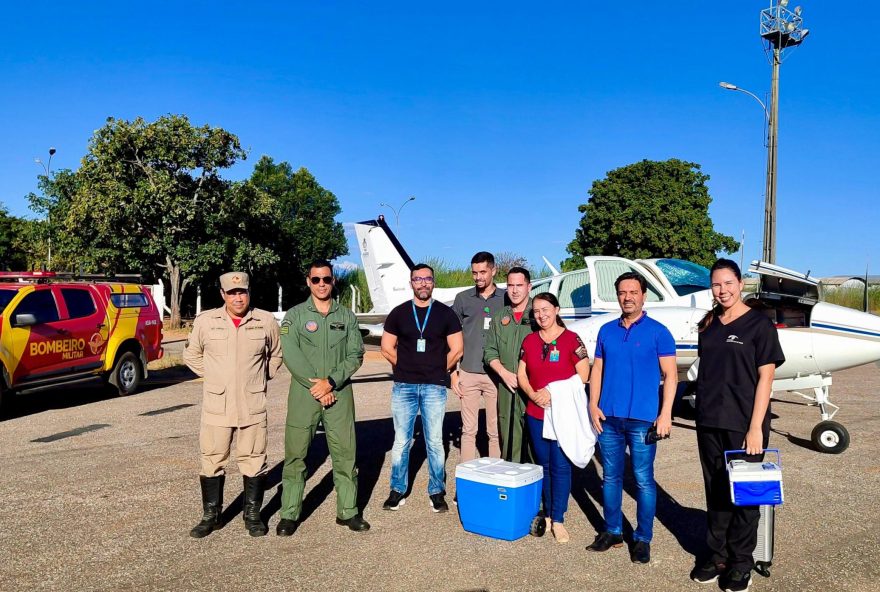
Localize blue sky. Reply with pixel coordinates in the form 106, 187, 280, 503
2, 2, 877, 277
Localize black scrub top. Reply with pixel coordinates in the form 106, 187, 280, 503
695, 307, 785, 433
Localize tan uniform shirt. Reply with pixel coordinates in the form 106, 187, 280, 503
183, 307, 283, 428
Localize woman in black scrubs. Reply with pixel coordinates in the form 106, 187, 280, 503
690, 259, 785, 592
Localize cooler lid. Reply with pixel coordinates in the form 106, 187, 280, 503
455, 458, 543, 487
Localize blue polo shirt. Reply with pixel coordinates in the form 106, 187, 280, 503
594, 311, 676, 423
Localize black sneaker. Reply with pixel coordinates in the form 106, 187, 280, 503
586, 531, 624, 552
630, 541, 650, 564
429, 493, 449, 513
382, 490, 406, 511
721, 568, 752, 592
690, 560, 727, 584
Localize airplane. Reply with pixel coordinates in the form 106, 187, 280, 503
567, 261, 880, 455
353, 216, 711, 327
354, 215, 880, 454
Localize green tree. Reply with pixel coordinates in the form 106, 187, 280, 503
61, 115, 248, 328
248, 156, 348, 307
563, 159, 738, 270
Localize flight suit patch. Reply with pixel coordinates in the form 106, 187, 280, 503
305, 320, 319, 333
330, 322, 345, 331
280, 319, 291, 335
501, 316, 510, 326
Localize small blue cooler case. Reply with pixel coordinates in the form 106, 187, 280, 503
455, 459, 543, 541
726, 449, 784, 506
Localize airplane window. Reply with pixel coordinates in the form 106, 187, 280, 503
656, 259, 711, 296
529, 280, 551, 298
558, 271, 591, 308
595, 261, 663, 302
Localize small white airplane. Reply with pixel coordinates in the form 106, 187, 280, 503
354, 216, 880, 454
354, 216, 712, 324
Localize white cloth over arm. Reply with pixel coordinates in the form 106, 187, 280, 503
542, 374, 597, 469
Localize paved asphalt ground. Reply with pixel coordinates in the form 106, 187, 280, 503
1, 354, 878, 592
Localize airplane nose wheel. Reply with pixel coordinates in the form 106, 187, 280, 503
811, 421, 850, 454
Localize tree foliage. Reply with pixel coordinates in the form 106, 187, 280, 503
247, 156, 347, 307
563, 159, 738, 270
56, 115, 251, 327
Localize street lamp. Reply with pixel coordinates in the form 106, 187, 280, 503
33, 147, 57, 270
379, 196, 416, 231
719, 1, 809, 264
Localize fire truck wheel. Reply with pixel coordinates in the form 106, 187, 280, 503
111, 351, 143, 396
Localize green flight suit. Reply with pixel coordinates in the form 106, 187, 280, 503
279, 298, 364, 521
483, 301, 536, 463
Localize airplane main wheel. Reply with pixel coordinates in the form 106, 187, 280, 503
811, 421, 850, 454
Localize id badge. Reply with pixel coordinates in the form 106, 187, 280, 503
483, 317, 491, 330
416, 338, 426, 353
549, 348, 560, 363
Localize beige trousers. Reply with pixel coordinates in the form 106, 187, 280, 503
459, 369, 500, 461
199, 420, 268, 478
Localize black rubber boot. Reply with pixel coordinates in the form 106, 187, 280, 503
243, 475, 268, 537
190, 475, 224, 538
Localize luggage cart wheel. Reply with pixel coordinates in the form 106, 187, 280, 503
529, 515, 546, 537
754, 561, 772, 578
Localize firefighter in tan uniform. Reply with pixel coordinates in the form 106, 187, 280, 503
183, 271, 282, 538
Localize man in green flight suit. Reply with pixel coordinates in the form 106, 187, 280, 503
483, 266, 536, 463
276, 259, 369, 535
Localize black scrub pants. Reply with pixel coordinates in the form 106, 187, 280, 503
696, 426, 768, 572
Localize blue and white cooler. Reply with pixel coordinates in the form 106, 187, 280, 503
455, 458, 543, 541
725, 449, 784, 506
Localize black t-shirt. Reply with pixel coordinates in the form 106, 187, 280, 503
384, 300, 463, 387
696, 308, 785, 433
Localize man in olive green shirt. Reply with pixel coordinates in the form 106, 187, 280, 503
483, 267, 536, 463
276, 260, 369, 535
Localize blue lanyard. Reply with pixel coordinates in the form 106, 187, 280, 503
412, 300, 433, 338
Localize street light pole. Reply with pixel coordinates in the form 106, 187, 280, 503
720, 1, 808, 264
758, 0, 809, 264
379, 196, 416, 231
34, 147, 57, 270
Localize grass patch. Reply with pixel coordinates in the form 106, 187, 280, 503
823, 286, 880, 314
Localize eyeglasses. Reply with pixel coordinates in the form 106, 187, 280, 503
411, 277, 435, 285
541, 340, 557, 361
310, 276, 334, 285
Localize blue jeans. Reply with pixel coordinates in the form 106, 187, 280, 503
526, 414, 572, 523
597, 416, 657, 542
390, 382, 447, 496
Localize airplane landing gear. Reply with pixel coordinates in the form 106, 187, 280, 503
784, 376, 850, 454
811, 420, 850, 454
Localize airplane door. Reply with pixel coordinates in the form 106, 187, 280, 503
556, 270, 592, 323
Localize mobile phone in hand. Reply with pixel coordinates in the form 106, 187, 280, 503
645, 426, 669, 445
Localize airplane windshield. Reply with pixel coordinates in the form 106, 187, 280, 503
655, 259, 711, 296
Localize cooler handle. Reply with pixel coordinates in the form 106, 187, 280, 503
724, 448, 781, 468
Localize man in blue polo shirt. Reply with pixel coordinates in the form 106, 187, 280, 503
587, 272, 677, 564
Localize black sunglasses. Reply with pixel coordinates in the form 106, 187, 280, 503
310, 276, 334, 285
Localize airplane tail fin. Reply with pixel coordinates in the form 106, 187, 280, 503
354, 216, 415, 314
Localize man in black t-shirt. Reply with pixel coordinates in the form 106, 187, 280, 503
380, 263, 463, 513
